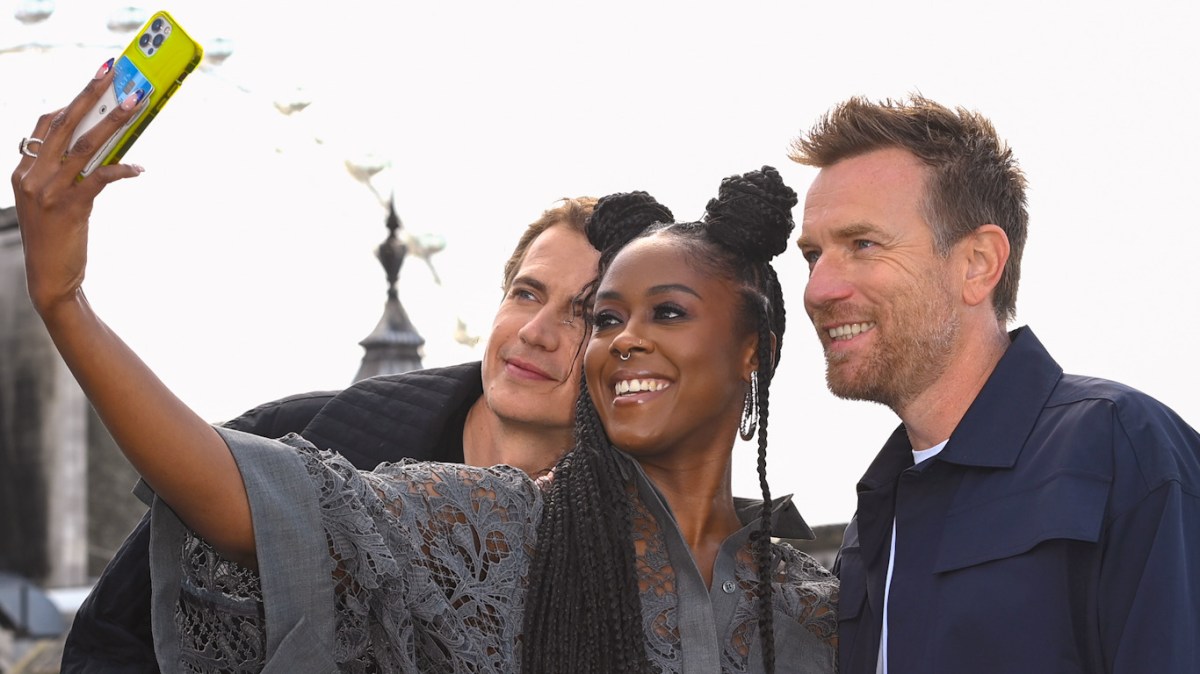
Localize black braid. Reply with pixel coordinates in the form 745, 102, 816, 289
756, 260, 788, 673
751, 296, 777, 674
522, 334, 654, 674
699, 165, 794, 673
765, 265, 786, 368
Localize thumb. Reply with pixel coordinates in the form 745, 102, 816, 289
85, 162, 146, 194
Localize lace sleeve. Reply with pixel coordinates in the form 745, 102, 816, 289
771, 543, 839, 671
722, 542, 839, 673
174, 435, 542, 673
308, 448, 544, 669
774, 543, 838, 645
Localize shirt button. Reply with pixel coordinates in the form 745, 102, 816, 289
722, 580, 737, 594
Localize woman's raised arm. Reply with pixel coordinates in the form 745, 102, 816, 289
11, 64, 256, 567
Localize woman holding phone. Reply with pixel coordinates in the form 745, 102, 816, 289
13, 68, 836, 673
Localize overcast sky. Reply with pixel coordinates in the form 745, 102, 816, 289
3, 0, 1198, 526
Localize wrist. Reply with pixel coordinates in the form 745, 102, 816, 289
33, 287, 91, 330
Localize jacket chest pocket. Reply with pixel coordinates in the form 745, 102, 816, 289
917, 472, 1109, 670
933, 471, 1109, 573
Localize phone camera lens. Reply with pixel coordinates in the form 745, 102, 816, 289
139, 33, 151, 48
152, 33, 165, 48
151, 18, 164, 32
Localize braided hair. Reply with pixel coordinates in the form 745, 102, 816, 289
521, 167, 796, 674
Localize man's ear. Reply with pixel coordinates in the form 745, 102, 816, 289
961, 224, 1010, 308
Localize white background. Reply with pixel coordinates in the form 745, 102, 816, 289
3, 0, 1198, 527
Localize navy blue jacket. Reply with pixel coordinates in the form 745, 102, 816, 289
836, 327, 1200, 673
60, 363, 483, 673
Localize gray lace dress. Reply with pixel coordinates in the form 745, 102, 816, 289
144, 427, 838, 673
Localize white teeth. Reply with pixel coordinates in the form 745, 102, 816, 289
614, 379, 671, 396
828, 322, 876, 341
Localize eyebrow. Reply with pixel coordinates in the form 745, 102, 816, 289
597, 283, 702, 302
796, 222, 883, 248
510, 275, 548, 294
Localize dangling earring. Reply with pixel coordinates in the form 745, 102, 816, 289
739, 371, 759, 441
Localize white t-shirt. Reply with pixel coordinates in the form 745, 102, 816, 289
877, 439, 949, 674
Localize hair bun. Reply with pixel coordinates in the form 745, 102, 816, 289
586, 191, 674, 254
703, 166, 797, 263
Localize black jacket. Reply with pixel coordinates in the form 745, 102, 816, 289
60, 363, 483, 673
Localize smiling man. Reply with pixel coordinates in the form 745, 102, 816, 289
792, 96, 1200, 673
62, 197, 600, 672
465, 214, 601, 476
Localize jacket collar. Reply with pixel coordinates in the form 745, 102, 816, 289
937, 326, 1062, 469
857, 424, 917, 493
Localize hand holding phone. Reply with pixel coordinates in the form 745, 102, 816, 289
69, 10, 203, 176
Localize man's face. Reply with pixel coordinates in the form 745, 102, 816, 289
797, 147, 961, 412
480, 224, 600, 430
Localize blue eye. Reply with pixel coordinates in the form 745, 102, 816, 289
508, 287, 538, 302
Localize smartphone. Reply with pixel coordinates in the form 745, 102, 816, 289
70, 10, 204, 176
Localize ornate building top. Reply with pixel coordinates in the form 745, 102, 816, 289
354, 199, 425, 381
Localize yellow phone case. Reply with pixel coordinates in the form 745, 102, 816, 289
72, 10, 204, 175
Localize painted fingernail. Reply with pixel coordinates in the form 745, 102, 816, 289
94, 58, 115, 79
120, 89, 145, 110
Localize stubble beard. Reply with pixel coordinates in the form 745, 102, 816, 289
822, 275, 960, 412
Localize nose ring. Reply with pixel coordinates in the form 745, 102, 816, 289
619, 352, 631, 361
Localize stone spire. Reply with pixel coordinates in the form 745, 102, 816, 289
353, 198, 425, 381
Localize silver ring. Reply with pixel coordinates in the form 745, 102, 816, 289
619, 352, 631, 361
19, 137, 43, 158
